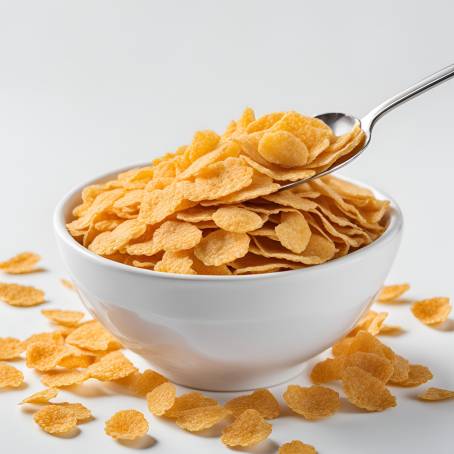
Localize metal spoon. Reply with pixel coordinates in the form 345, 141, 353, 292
278, 63, 454, 192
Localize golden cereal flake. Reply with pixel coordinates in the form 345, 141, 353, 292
87, 351, 137, 381
411, 297, 451, 325
147, 382, 177, 416
0, 337, 25, 360
0, 362, 24, 388
221, 409, 272, 447
176, 405, 230, 432
41, 309, 85, 327
417, 387, 454, 401
21, 388, 59, 404
283, 385, 340, 420
342, 366, 396, 411
377, 283, 410, 302
225, 389, 280, 419
34, 405, 78, 434
0, 252, 41, 274
279, 440, 317, 454
0, 283, 45, 307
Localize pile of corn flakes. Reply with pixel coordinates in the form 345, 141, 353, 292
66, 109, 390, 275
0, 252, 452, 452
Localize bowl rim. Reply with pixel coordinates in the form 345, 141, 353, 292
54, 164, 403, 282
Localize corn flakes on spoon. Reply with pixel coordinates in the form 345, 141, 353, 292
279, 63, 454, 192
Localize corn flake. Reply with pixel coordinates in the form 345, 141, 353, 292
212, 207, 263, 233
283, 385, 340, 420
41, 309, 85, 327
342, 366, 396, 411
258, 130, 309, 168
105, 409, 149, 440
165, 391, 218, 418
66, 320, 122, 352
40, 369, 89, 387
0, 337, 25, 360
221, 409, 272, 447
0, 283, 45, 307
279, 440, 317, 454
343, 352, 394, 383
117, 369, 168, 396
147, 382, 177, 416
153, 220, 202, 251
275, 211, 311, 253
0, 252, 41, 274
377, 283, 410, 302
310, 357, 344, 384
0, 362, 24, 387
394, 364, 433, 387
176, 405, 229, 432
194, 230, 250, 266
34, 405, 78, 434
225, 388, 280, 419
417, 387, 454, 401
21, 388, 59, 404
411, 297, 451, 325
26, 341, 71, 371
88, 351, 137, 381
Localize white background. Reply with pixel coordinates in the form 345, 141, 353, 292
1, 1, 453, 453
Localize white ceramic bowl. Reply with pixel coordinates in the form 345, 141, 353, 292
54, 166, 403, 391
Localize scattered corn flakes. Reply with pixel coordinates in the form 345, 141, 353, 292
342, 366, 396, 411
57, 402, 92, 422
377, 283, 410, 302
388, 354, 410, 384
279, 440, 317, 454
394, 364, 433, 387
310, 357, 344, 384
411, 297, 451, 325
58, 346, 96, 369
41, 309, 85, 327
0, 337, 25, 360
0, 362, 24, 388
147, 382, 177, 416
221, 409, 272, 447
0, 252, 41, 274
66, 320, 122, 352
26, 341, 70, 371
176, 405, 230, 432
417, 387, 454, 401
117, 369, 168, 396
343, 352, 394, 383
40, 369, 89, 387
0, 283, 45, 307
87, 351, 137, 381
105, 409, 149, 440
283, 385, 340, 420
164, 391, 218, 418
379, 324, 404, 335
34, 405, 78, 434
225, 388, 280, 419
21, 388, 59, 404
26, 331, 64, 347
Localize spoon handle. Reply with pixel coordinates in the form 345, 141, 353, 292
361, 63, 454, 132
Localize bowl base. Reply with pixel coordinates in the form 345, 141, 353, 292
157, 362, 308, 392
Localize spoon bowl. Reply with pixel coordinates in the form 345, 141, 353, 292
278, 63, 454, 192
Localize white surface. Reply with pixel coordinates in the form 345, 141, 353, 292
0, 0, 453, 452
55, 173, 402, 391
